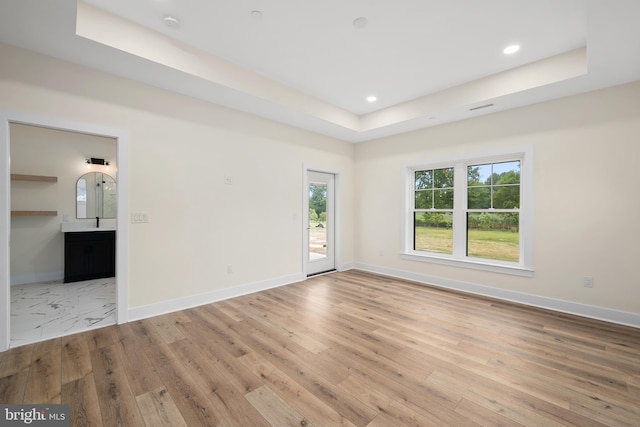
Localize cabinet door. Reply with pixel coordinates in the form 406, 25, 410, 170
89, 233, 116, 278
64, 235, 92, 281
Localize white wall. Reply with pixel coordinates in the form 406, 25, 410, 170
0, 43, 355, 311
2, 41, 638, 328
10, 123, 116, 284
354, 81, 640, 322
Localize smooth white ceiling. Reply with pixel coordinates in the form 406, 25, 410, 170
83, 0, 587, 115
1, 0, 639, 142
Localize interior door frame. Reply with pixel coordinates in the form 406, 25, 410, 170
0, 111, 129, 352
303, 165, 341, 276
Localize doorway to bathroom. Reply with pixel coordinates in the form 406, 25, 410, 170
0, 112, 129, 351
10, 123, 117, 346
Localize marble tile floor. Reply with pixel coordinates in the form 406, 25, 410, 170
10, 277, 116, 348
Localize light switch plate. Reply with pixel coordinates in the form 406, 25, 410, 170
131, 212, 149, 223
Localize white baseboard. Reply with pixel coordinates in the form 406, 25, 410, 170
354, 263, 640, 329
128, 272, 306, 322
10, 271, 63, 286
337, 262, 356, 271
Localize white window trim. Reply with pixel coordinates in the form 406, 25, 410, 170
401, 146, 534, 277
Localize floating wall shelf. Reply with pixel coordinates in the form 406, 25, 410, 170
11, 210, 58, 217
11, 174, 58, 183
11, 173, 58, 216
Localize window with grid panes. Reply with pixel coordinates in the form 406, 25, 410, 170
413, 167, 454, 254
404, 149, 532, 276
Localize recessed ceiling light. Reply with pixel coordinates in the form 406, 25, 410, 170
250, 10, 262, 19
353, 17, 368, 30
503, 44, 520, 55
366, 95, 377, 103
163, 15, 180, 28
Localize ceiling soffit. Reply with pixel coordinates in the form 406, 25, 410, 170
76, 2, 588, 140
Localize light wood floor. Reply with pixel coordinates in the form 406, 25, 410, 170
1, 270, 639, 426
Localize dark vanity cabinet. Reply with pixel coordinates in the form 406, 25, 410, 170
64, 231, 115, 283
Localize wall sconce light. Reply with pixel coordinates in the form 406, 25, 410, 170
86, 158, 110, 170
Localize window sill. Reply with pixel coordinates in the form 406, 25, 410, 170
400, 252, 534, 277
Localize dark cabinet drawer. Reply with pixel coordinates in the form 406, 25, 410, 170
64, 231, 115, 283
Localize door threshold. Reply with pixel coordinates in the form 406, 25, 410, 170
307, 269, 337, 278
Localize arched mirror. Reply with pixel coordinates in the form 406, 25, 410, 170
76, 172, 117, 218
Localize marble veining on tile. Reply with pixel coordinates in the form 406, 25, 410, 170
10, 278, 116, 347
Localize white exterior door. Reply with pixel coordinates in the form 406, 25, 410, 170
306, 171, 335, 276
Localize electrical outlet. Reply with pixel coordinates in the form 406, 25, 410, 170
583, 276, 594, 288
227, 264, 233, 274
